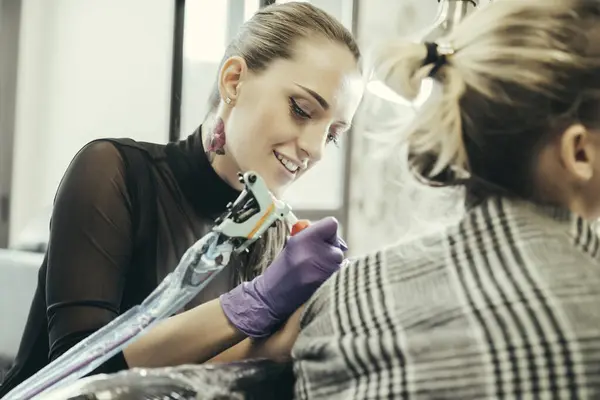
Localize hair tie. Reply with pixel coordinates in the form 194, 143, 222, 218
423, 41, 455, 77
423, 42, 440, 66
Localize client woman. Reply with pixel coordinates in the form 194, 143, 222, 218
0, 2, 364, 395
292, 0, 600, 398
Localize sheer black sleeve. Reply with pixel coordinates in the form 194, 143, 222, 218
45, 141, 134, 372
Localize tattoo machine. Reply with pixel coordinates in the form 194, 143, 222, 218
4, 171, 306, 400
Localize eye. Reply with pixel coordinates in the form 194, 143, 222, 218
289, 97, 311, 120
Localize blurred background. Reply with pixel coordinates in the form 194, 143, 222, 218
0, 0, 466, 367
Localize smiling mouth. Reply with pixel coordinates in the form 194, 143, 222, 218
274, 151, 300, 174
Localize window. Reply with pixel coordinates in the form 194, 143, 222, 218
183, 1, 228, 63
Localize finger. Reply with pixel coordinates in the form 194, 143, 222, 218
325, 246, 344, 266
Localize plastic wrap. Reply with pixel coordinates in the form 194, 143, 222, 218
36, 359, 295, 400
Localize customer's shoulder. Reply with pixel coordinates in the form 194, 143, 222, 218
298, 232, 452, 336
318, 230, 450, 297
380, 230, 449, 268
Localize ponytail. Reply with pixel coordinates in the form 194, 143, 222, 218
370, 40, 468, 183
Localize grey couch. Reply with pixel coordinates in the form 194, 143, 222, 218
0, 249, 43, 362
0, 207, 50, 361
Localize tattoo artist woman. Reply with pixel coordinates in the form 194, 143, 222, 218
0, 2, 363, 394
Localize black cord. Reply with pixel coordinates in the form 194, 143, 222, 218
168, 0, 185, 142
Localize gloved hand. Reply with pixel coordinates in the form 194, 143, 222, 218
219, 217, 347, 338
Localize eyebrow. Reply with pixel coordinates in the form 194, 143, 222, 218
295, 84, 330, 110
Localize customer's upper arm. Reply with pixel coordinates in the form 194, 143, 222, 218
45, 141, 134, 360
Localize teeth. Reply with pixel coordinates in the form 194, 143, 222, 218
275, 152, 299, 173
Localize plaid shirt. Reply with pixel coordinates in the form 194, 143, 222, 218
292, 197, 600, 399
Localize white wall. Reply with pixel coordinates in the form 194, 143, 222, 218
9, 0, 174, 245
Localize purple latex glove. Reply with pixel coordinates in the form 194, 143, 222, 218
220, 217, 346, 338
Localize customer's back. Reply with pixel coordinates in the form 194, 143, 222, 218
292, 0, 600, 398
293, 196, 600, 398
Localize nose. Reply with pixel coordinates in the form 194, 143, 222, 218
297, 125, 328, 163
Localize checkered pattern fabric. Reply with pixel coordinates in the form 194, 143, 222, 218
293, 197, 600, 399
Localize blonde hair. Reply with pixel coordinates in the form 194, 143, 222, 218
210, 2, 359, 284
369, 0, 600, 202
208, 2, 360, 113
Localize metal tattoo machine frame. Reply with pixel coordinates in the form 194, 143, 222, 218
4, 171, 299, 400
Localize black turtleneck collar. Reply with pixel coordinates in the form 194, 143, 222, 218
165, 126, 240, 219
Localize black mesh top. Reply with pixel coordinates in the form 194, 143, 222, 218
0, 127, 243, 396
